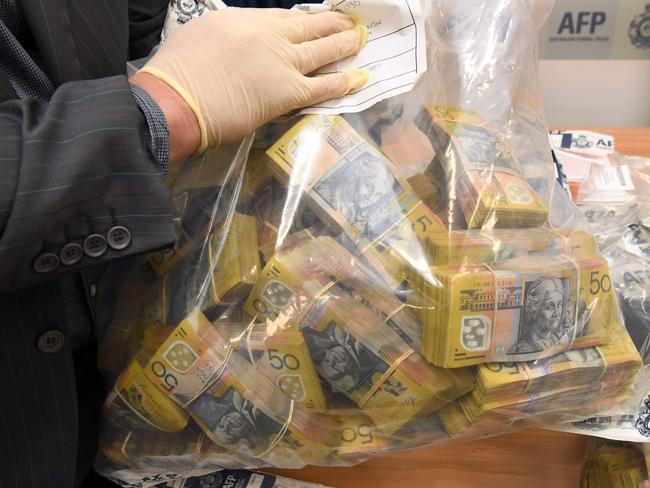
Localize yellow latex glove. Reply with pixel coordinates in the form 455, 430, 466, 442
140, 8, 369, 153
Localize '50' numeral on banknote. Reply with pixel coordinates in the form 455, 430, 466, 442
150, 361, 180, 392
341, 424, 375, 445
590, 271, 612, 295
267, 349, 301, 370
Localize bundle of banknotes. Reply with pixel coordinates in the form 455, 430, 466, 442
409, 252, 617, 367
414, 106, 549, 229
581, 442, 649, 488
98, 107, 642, 484
438, 323, 642, 437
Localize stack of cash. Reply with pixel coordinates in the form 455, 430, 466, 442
134, 310, 336, 467
265, 114, 446, 288
582, 443, 648, 488
414, 105, 548, 229
246, 170, 328, 265
227, 323, 328, 412
438, 323, 642, 436
147, 210, 261, 324
327, 413, 388, 465
241, 234, 472, 427
244, 234, 422, 348
99, 426, 216, 473
409, 253, 617, 367
189, 355, 333, 468
473, 326, 640, 403
105, 350, 190, 433
297, 289, 471, 433
242, 149, 276, 202
412, 227, 596, 269
202, 212, 260, 310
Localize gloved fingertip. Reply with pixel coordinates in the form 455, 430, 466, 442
355, 24, 368, 51
335, 13, 356, 30
344, 69, 369, 93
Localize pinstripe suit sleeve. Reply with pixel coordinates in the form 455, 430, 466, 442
0, 74, 176, 292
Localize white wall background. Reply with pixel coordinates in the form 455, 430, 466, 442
539, 62, 650, 128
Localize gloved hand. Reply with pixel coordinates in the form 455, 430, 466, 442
140, 8, 368, 153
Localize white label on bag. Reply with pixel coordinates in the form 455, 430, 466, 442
594, 165, 635, 191
548, 130, 615, 156
300, 0, 428, 115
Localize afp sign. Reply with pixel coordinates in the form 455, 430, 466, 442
541, 0, 650, 59
557, 11, 607, 35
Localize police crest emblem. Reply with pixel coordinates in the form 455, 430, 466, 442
629, 4, 650, 49
172, 0, 206, 25
634, 395, 650, 437
572, 135, 593, 150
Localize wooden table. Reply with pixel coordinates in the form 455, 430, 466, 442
268, 128, 650, 488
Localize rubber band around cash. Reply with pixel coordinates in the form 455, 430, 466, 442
241, 315, 258, 368
309, 281, 337, 309
595, 346, 608, 382
258, 399, 295, 458
119, 430, 133, 460
484, 263, 500, 354
520, 362, 534, 394
384, 303, 406, 323
561, 253, 583, 351
478, 231, 498, 261
264, 221, 279, 234
358, 350, 415, 408
546, 226, 570, 252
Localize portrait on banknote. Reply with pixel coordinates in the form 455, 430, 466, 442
508, 276, 569, 354
452, 124, 517, 172
303, 321, 387, 395
191, 388, 280, 449
314, 148, 403, 241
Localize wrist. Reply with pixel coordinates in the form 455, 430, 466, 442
129, 72, 201, 165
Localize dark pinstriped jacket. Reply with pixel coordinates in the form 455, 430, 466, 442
0, 1, 177, 487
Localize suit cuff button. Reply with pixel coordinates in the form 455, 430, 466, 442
107, 225, 131, 250
83, 234, 108, 258
33, 252, 59, 273
60, 242, 83, 266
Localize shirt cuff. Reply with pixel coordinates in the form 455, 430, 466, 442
130, 83, 170, 176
